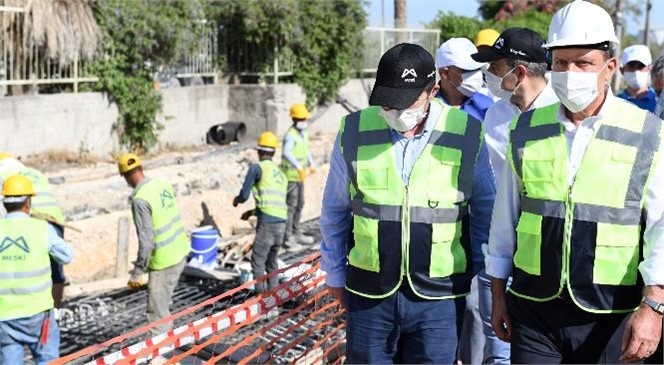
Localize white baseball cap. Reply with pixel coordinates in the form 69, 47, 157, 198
621, 45, 652, 67
436, 38, 485, 71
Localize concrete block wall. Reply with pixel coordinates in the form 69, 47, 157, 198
0, 79, 370, 157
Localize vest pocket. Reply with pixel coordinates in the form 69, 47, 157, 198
429, 222, 466, 278
428, 146, 462, 202
593, 223, 639, 285
514, 212, 542, 276
358, 168, 389, 190
349, 216, 380, 272
522, 157, 555, 199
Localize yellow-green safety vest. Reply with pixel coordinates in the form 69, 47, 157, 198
132, 178, 190, 270
252, 160, 288, 219
0, 167, 65, 223
280, 127, 310, 182
341, 99, 484, 299
507, 99, 662, 313
0, 218, 53, 320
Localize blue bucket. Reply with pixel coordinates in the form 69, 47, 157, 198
190, 225, 219, 266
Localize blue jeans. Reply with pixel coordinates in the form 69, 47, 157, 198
344, 285, 465, 364
0, 309, 60, 365
478, 269, 511, 364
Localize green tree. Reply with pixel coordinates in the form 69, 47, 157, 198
91, 0, 204, 152
429, 11, 484, 43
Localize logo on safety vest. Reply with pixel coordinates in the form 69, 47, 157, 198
160, 189, 175, 209
0, 236, 30, 254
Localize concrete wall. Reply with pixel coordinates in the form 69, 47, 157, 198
0, 79, 370, 157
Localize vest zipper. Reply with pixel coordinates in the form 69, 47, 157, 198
402, 185, 410, 280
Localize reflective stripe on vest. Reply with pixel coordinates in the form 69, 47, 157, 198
341, 100, 483, 299
0, 218, 53, 320
280, 127, 309, 182
0, 167, 65, 223
252, 160, 288, 219
507, 100, 662, 313
132, 178, 190, 270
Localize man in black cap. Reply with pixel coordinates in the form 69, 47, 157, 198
320, 43, 494, 363
468, 28, 557, 364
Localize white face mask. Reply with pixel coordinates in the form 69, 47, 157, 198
551, 63, 607, 113
623, 71, 650, 90
456, 70, 485, 97
380, 104, 428, 132
295, 121, 308, 130
483, 68, 516, 100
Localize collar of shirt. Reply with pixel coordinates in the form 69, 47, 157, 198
556, 87, 615, 132
5, 212, 28, 219
618, 87, 657, 101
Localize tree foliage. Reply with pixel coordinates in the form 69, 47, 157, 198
207, 0, 366, 106
90, 0, 204, 152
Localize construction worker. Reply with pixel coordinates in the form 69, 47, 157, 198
469, 27, 558, 364
233, 132, 288, 293
320, 43, 494, 363
118, 153, 189, 336
0, 153, 68, 311
435, 37, 497, 365
0, 175, 73, 364
488, 1, 664, 363
280, 103, 317, 249
474, 28, 501, 52
618, 44, 657, 113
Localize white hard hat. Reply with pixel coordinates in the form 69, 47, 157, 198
621, 45, 652, 67
543, 0, 619, 49
436, 38, 485, 71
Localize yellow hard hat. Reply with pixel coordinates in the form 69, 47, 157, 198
257, 131, 278, 151
117, 153, 142, 175
289, 103, 310, 120
2, 174, 35, 198
475, 29, 501, 48
0, 152, 14, 161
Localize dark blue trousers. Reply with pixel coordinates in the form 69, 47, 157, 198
344, 285, 465, 364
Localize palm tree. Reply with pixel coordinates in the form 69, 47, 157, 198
1, 0, 101, 95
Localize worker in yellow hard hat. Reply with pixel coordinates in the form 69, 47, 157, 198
0, 174, 74, 363
279, 103, 317, 249
0, 152, 70, 311
474, 28, 501, 52
233, 132, 288, 294
117, 152, 189, 336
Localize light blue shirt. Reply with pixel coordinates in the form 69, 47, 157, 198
283, 130, 316, 170
4, 212, 74, 265
320, 102, 495, 288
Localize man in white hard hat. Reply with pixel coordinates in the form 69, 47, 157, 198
487, 0, 664, 363
618, 44, 657, 113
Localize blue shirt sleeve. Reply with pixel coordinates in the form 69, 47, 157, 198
282, 135, 302, 169
47, 224, 74, 264
468, 141, 496, 270
319, 134, 352, 288
236, 163, 262, 203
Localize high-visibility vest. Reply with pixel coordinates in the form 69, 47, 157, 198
132, 179, 190, 270
0, 218, 53, 320
280, 127, 309, 182
0, 167, 65, 223
341, 99, 484, 299
252, 160, 288, 219
507, 99, 662, 313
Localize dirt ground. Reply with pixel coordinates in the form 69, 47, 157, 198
47, 132, 336, 284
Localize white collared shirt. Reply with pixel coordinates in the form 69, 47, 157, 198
486, 92, 664, 286
484, 79, 559, 186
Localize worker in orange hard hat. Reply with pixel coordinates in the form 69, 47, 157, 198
233, 132, 288, 295
0, 174, 74, 363
279, 103, 317, 250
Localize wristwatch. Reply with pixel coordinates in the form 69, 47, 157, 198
642, 296, 664, 315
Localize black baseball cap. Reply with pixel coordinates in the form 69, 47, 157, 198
369, 43, 436, 110
471, 28, 547, 63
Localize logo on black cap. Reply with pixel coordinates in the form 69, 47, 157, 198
401, 68, 418, 82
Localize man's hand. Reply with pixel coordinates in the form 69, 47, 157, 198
240, 210, 254, 221
328, 286, 345, 308
128, 274, 146, 290
491, 278, 512, 342
308, 166, 317, 175
620, 305, 663, 362
232, 196, 239, 207
297, 168, 307, 182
